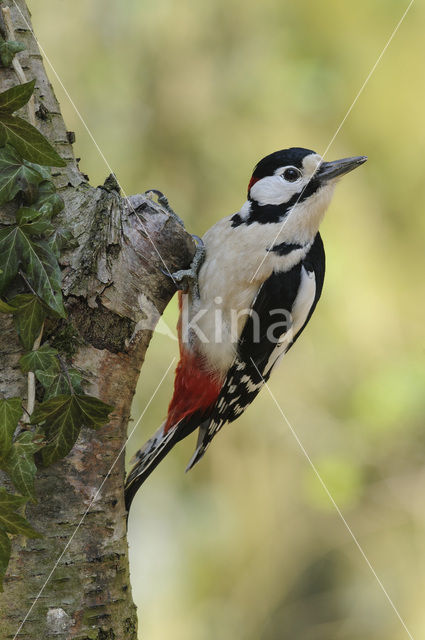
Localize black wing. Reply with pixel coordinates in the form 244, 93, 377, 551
186, 232, 325, 469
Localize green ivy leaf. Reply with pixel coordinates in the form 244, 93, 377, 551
0, 528, 11, 592
36, 367, 83, 400
31, 394, 112, 466
0, 226, 20, 294
9, 294, 46, 350
0, 299, 16, 313
33, 180, 64, 216
16, 207, 55, 235
19, 228, 65, 316
19, 344, 59, 374
0, 225, 66, 318
76, 395, 113, 428
0, 144, 45, 206
0, 488, 41, 537
16, 207, 45, 224
21, 222, 55, 236
0, 397, 22, 459
34, 368, 60, 390
0, 40, 26, 68
20, 235, 65, 316
48, 228, 75, 258
0, 80, 34, 113
2, 432, 43, 501
0, 113, 66, 167
23, 161, 51, 182
0, 224, 65, 315
19, 218, 55, 236
0, 488, 26, 509
31, 394, 80, 465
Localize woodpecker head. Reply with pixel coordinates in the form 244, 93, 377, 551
238, 147, 367, 243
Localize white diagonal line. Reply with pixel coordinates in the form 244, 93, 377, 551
250, 0, 415, 283
8, 4, 178, 633
322, 0, 415, 159
11, 0, 179, 285
250, 358, 415, 640
8, 2, 415, 636
12, 357, 176, 640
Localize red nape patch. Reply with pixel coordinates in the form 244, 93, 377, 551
165, 351, 221, 432
247, 175, 259, 195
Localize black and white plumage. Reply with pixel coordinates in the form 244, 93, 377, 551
125, 147, 366, 509
186, 232, 325, 469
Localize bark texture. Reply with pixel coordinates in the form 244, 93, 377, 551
0, 2, 194, 638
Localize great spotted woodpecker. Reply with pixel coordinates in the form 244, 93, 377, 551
125, 147, 366, 510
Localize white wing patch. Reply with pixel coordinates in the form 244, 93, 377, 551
291, 266, 317, 334
263, 266, 316, 377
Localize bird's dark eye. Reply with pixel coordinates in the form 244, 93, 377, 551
282, 167, 301, 182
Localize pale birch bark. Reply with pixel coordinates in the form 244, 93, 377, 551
0, 2, 194, 637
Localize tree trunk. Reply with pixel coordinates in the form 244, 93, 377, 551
0, 1, 194, 637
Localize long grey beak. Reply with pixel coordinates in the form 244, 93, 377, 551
318, 156, 367, 181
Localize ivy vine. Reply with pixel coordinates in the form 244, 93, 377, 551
0, 78, 113, 589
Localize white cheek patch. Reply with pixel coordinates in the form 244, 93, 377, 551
302, 153, 322, 178
250, 153, 323, 207
250, 175, 299, 206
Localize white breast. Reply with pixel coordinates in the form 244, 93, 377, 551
183, 214, 311, 376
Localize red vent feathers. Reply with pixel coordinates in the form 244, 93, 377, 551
165, 350, 221, 432
247, 175, 259, 196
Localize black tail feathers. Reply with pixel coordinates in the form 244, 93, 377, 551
125, 423, 178, 511
125, 414, 214, 513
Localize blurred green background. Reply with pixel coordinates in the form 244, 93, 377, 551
33, 1, 425, 638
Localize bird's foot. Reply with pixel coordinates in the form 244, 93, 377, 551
144, 189, 185, 227
162, 235, 205, 297
144, 190, 205, 296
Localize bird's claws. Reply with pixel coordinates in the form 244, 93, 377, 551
144, 189, 185, 226
160, 235, 205, 297
159, 266, 190, 293
144, 189, 168, 207
191, 235, 203, 248
144, 192, 205, 295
